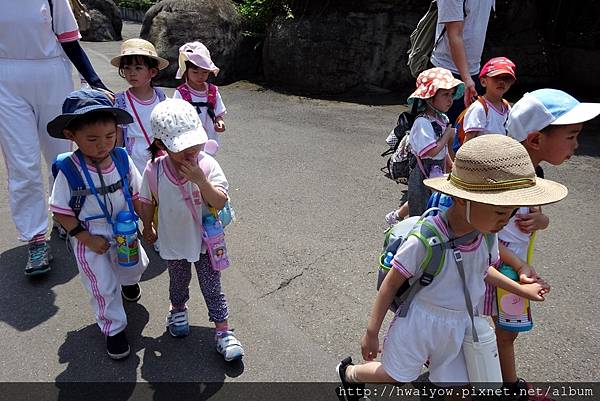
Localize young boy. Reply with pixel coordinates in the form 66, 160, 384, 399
487, 88, 600, 398
47, 89, 149, 360
462, 56, 516, 142
338, 135, 566, 399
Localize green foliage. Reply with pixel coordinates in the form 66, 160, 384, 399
235, 0, 294, 36
114, 0, 158, 11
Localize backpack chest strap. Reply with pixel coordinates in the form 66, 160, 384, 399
70, 179, 124, 197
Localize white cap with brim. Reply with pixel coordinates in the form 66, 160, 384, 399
150, 99, 208, 153
507, 89, 600, 142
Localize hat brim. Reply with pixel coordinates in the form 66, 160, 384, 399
47, 107, 133, 139
110, 54, 169, 70
552, 102, 600, 125
483, 70, 516, 79
423, 174, 568, 207
161, 128, 208, 153
408, 81, 465, 104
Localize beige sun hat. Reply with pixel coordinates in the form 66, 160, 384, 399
110, 38, 169, 70
423, 135, 568, 207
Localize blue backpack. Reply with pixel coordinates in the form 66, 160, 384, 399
51, 147, 135, 221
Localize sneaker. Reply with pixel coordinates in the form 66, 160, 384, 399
505, 378, 556, 401
336, 357, 365, 401
153, 238, 160, 253
385, 210, 400, 225
215, 330, 244, 362
24, 242, 52, 276
106, 330, 130, 360
166, 309, 190, 337
121, 284, 141, 302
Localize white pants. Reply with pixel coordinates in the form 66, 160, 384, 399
72, 221, 148, 337
0, 57, 73, 241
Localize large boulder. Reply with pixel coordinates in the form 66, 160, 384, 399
141, 0, 255, 87
80, 0, 122, 41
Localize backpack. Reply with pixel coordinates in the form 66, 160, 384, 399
381, 102, 419, 184
406, 0, 466, 78
452, 96, 510, 153
115, 88, 167, 153
51, 147, 135, 221
377, 209, 494, 315
177, 83, 218, 123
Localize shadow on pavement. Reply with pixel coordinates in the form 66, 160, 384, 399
0, 232, 78, 331
139, 239, 167, 282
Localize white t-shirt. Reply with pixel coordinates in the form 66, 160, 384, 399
173, 83, 226, 143
49, 153, 142, 233
463, 98, 510, 136
139, 153, 228, 262
409, 115, 448, 161
0, 0, 80, 60
498, 208, 531, 260
391, 214, 499, 312
430, 0, 495, 76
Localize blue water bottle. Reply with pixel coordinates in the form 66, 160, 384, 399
202, 215, 230, 271
114, 211, 140, 267
496, 264, 533, 332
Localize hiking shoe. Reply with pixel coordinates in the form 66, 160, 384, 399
121, 284, 141, 302
336, 357, 365, 401
24, 242, 52, 276
385, 210, 400, 225
166, 309, 190, 338
215, 330, 244, 362
106, 330, 130, 360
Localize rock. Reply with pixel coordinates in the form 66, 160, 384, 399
80, 0, 122, 41
140, 0, 253, 88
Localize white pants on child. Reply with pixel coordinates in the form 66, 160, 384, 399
72, 221, 148, 337
381, 299, 472, 385
0, 57, 73, 241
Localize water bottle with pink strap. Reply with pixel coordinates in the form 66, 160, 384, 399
202, 214, 230, 271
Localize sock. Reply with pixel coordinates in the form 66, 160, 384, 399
29, 234, 46, 244
215, 325, 229, 336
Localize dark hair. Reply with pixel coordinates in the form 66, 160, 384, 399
64, 110, 118, 133
148, 139, 164, 162
118, 55, 159, 80
182, 60, 212, 80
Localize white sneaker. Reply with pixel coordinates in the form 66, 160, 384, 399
166, 309, 189, 337
215, 331, 244, 362
385, 210, 400, 225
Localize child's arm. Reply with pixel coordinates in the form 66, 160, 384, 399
515, 206, 549, 234
214, 116, 225, 132
362, 267, 407, 361
463, 131, 479, 143
178, 160, 227, 209
53, 213, 110, 254
139, 201, 157, 244
485, 267, 549, 300
422, 126, 455, 158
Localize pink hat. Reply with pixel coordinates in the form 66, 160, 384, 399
175, 42, 220, 79
407, 67, 464, 105
479, 57, 516, 79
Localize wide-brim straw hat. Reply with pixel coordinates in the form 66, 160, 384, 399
424, 135, 568, 206
407, 67, 465, 106
110, 38, 169, 70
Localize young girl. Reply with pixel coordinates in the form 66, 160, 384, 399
139, 99, 244, 362
173, 41, 226, 145
110, 38, 169, 175
385, 67, 462, 223
337, 135, 566, 398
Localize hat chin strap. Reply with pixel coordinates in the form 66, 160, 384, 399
425, 100, 447, 119
466, 200, 472, 224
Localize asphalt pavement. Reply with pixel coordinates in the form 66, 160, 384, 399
1, 22, 599, 390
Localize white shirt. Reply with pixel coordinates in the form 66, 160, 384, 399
463, 98, 510, 136
173, 83, 226, 143
409, 115, 448, 161
430, 0, 495, 76
139, 153, 228, 262
0, 0, 80, 60
498, 208, 531, 260
392, 214, 499, 312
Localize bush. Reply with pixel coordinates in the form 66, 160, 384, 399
234, 0, 294, 36
114, 0, 158, 11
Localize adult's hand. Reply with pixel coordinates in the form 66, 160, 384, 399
463, 76, 478, 107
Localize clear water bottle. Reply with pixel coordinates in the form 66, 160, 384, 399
496, 264, 533, 332
202, 215, 230, 271
114, 211, 140, 267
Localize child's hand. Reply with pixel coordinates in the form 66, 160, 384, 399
361, 332, 380, 361
143, 226, 157, 244
178, 159, 207, 185
520, 282, 547, 302
84, 234, 110, 255
517, 263, 538, 284
214, 119, 226, 133
515, 207, 549, 234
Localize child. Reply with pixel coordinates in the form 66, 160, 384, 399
173, 42, 226, 145
385, 67, 461, 223
47, 89, 149, 360
139, 99, 244, 362
461, 57, 516, 143
483, 89, 600, 398
338, 135, 567, 398
111, 38, 169, 175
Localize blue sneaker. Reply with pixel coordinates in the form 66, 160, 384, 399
24, 242, 52, 276
216, 330, 244, 362
166, 309, 189, 337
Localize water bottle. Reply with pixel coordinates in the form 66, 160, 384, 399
496, 264, 533, 332
80, 76, 91, 89
114, 211, 140, 267
428, 164, 444, 178
462, 316, 503, 388
202, 215, 230, 271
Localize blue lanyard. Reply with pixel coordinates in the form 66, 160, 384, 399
75, 151, 116, 228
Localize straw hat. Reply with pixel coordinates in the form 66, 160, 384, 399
407, 67, 464, 106
110, 38, 169, 70
423, 135, 568, 206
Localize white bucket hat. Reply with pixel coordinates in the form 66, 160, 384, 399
176, 41, 220, 79
150, 99, 208, 153
507, 89, 600, 142
424, 135, 568, 207
110, 38, 169, 70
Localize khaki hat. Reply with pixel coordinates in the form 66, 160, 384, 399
110, 38, 169, 70
423, 135, 567, 207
